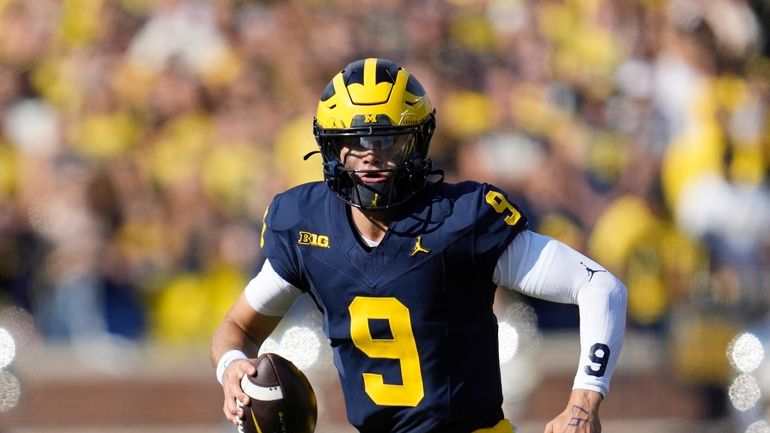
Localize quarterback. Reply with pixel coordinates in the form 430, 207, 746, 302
211, 58, 627, 433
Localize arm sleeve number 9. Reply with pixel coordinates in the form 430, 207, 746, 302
584, 343, 610, 377
485, 190, 522, 226
349, 296, 424, 407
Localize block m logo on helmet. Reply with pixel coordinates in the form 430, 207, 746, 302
351, 113, 390, 127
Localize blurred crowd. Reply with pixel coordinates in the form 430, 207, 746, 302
0, 0, 768, 418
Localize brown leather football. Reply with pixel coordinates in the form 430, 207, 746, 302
237, 353, 317, 433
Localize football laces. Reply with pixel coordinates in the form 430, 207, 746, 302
235, 400, 245, 433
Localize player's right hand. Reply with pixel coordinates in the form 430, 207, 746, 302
221, 358, 257, 424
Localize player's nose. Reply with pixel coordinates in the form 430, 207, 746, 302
360, 150, 383, 167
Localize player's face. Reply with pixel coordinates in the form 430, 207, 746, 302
339, 134, 414, 181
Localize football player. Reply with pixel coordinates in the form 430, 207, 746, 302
212, 58, 627, 433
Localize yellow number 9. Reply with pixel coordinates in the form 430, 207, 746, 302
485, 190, 522, 226
349, 296, 424, 407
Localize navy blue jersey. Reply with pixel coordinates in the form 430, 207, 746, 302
261, 181, 527, 433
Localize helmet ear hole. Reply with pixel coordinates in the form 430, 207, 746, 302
323, 161, 338, 175
323, 161, 346, 179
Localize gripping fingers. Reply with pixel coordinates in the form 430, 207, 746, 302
222, 359, 256, 423
223, 384, 244, 424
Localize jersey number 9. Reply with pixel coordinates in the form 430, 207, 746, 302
485, 191, 522, 226
349, 296, 424, 407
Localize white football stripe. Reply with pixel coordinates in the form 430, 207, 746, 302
241, 375, 284, 401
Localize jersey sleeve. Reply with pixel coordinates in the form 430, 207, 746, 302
473, 183, 528, 259
494, 230, 628, 396
259, 195, 307, 291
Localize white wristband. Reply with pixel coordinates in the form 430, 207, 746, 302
216, 349, 248, 385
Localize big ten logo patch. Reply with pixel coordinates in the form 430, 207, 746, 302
298, 231, 330, 248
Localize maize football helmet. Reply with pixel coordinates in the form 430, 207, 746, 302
313, 58, 437, 210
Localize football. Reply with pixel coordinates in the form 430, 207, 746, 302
237, 353, 317, 433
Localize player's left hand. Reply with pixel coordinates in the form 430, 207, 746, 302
544, 389, 602, 433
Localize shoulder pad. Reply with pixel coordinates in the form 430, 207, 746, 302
266, 182, 329, 232
427, 181, 493, 221
403, 181, 495, 233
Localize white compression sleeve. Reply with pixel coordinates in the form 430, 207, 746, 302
244, 258, 303, 316
493, 230, 627, 396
